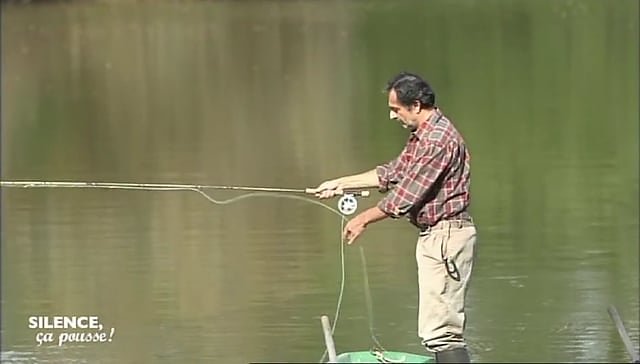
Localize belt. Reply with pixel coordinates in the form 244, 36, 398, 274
418, 218, 474, 236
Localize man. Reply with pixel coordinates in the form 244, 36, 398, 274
311, 72, 477, 363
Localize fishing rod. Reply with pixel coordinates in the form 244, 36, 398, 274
0, 180, 370, 215
2, 179, 388, 359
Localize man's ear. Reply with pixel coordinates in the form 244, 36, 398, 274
412, 100, 422, 112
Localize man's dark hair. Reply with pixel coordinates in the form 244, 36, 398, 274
385, 72, 436, 109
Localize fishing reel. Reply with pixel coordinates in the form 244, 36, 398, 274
338, 194, 358, 215
337, 190, 369, 216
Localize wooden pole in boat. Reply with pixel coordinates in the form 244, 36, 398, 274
321, 315, 338, 363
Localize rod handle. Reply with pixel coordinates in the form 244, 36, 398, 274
305, 188, 370, 197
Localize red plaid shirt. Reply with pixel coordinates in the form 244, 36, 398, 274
376, 108, 472, 230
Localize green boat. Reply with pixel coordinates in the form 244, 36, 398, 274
335, 350, 434, 363
320, 315, 434, 363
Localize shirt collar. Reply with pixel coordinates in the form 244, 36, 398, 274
411, 108, 442, 140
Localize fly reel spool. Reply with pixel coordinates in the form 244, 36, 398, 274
338, 194, 359, 215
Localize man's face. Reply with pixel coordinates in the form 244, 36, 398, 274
387, 89, 420, 130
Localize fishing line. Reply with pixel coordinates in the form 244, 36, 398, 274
318, 216, 347, 364
192, 189, 353, 363
359, 246, 387, 352
193, 189, 352, 360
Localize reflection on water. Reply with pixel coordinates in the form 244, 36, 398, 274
2, 0, 638, 363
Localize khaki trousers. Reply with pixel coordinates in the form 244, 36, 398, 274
416, 219, 477, 352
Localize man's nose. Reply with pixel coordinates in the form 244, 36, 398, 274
389, 110, 397, 120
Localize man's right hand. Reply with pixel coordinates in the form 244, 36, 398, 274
310, 179, 343, 199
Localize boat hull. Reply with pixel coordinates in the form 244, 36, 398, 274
335, 350, 434, 363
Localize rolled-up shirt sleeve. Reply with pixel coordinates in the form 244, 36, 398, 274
375, 163, 394, 193
377, 143, 450, 218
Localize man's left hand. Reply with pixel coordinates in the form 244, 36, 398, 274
343, 214, 367, 245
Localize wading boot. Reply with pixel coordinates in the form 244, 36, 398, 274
435, 347, 471, 363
